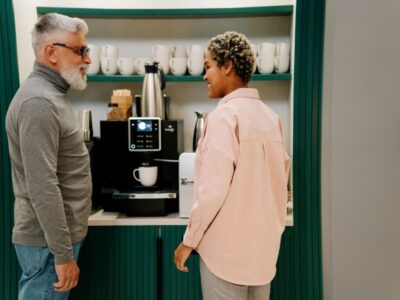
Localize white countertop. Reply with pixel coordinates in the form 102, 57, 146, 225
88, 209, 188, 226
89, 209, 294, 227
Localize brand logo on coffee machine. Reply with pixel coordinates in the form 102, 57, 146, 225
165, 125, 175, 133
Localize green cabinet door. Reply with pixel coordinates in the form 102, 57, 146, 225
161, 226, 202, 300
70, 226, 158, 300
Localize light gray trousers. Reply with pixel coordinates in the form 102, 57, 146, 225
200, 258, 271, 300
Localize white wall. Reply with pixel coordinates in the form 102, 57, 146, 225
322, 0, 400, 299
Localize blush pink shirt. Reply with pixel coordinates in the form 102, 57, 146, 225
183, 88, 290, 285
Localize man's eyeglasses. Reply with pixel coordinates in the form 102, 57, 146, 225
52, 43, 90, 58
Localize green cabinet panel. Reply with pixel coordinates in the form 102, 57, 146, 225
0, 0, 20, 300
70, 226, 158, 300
271, 228, 295, 299
161, 226, 202, 300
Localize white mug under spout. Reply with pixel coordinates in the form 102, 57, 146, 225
133, 166, 158, 187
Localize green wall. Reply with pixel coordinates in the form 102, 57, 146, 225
0, 0, 20, 300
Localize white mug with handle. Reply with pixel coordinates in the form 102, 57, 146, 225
275, 42, 290, 57
133, 166, 158, 187
117, 57, 135, 75
256, 56, 274, 74
274, 55, 290, 74
169, 57, 187, 75
100, 45, 118, 75
87, 44, 100, 75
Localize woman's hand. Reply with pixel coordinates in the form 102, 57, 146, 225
174, 242, 193, 272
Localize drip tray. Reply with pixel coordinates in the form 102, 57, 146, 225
112, 189, 178, 216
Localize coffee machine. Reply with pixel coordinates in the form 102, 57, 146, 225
98, 118, 183, 216
96, 61, 184, 216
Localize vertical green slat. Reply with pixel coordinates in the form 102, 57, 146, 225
69, 226, 158, 300
271, 228, 295, 300
161, 226, 202, 300
291, 0, 325, 299
0, 0, 20, 299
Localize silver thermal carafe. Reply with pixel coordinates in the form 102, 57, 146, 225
140, 61, 166, 118
193, 111, 207, 151
79, 110, 93, 142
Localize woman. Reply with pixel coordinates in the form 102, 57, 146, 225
174, 31, 290, 300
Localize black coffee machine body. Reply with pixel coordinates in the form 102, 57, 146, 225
96, 61, 184, 216
97, 118, 183, 216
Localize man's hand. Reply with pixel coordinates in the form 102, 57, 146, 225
174, 242, 193, 272
53, 260, 80, 292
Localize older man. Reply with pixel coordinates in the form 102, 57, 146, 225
6, 13, 92, 299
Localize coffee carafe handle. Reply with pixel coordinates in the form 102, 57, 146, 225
157, 63, 166, 90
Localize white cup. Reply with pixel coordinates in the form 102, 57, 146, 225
257, 56, 274, 74
250, 43, 258, 57
275, 42, 290, 57
117, 57, 135, 75
171, 45, 187, 58
134, 58, 148, 75
133, 166, 158, 187
169, 57, 187, 75
152, 45, 171, 74
87, 44, 100, 75
187, 45, 204, 58
257, 42, 276, 57
187, 56, 204, 75
274, 55, 290, 74
100, 45, 118, 75
101, 57, 118, 75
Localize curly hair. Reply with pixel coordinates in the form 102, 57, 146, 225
207, 31, 255, 83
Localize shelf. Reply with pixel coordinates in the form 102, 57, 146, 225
37, 6, 293, 18
87, 73, 291, 82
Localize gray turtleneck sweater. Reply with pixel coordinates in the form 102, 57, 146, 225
6, 62, 92, 264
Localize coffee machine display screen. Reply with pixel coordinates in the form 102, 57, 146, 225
128, 117, 161, 151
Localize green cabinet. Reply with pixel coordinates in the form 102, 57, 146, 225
69, 225, 203, 300
161, 226, 202, 300
69, 225, 295, 300
70, 226, 158, 300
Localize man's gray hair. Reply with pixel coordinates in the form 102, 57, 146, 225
32, 13, 88, 59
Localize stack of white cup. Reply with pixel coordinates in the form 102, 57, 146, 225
87, 44, 100, 75
152, 45, 171, 74
187, 44, 205, 76
100, 45, 119, 75
254, 42, 290, 74
274, 42, 290, 74
169, 46, 187, 76
256, 42, 276, 74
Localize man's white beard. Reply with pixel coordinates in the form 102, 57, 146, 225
60, 62, 87, 90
